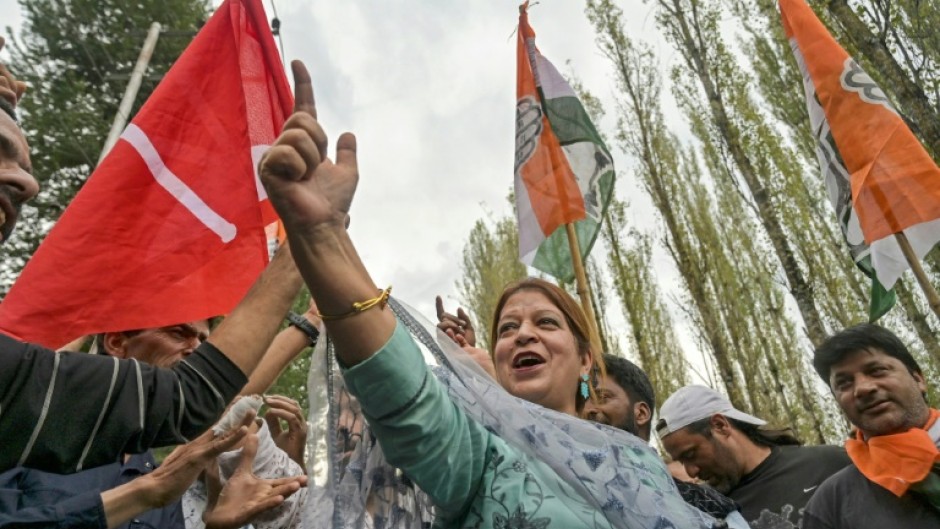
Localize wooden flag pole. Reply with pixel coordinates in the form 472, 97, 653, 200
564, 223, 603, 351
99, 22, 162, 165
894, 231, 940, 319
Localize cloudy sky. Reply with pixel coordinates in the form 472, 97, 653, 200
263, 0, 678, 321
1, 0, 698, 362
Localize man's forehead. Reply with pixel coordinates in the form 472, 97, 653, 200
0, 111, 29, 153
662, 429, 703, 457
831, 347, 893, 373
151, 319, 210, 333
598, 375, 629, 396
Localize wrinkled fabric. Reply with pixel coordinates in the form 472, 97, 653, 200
303, 298, 715, 529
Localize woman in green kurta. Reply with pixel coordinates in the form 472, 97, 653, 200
262, 61, 714, 529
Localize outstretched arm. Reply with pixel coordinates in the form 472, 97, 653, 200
259, 61, 393, 367
103, 414, 255, 529
208, 242, 303, 376
240, 300, 321, 396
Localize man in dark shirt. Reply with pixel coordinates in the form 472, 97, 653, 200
657, 385, 850, 529
0, 40, 302, 474
0, 317, 305, 529
803, 323, 940, 528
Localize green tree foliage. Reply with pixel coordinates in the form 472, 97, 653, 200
586, 0, 742, 408
266, 288, 317, 412
456, 204, 527, 350
727, 0, 940, 393
1, 0, 211, 292
655, 0, 837, 350
584, 0, 846, 441
603, 200, 689, 401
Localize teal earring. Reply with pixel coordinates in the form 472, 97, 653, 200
580, 373, 590, 399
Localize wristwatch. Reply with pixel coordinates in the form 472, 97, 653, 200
286, 312, 320, 345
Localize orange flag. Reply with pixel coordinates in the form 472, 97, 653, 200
514, 2, 615, 281
780, 0, 940, 305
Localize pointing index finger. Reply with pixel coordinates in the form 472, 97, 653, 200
435, 296, 446, 321
290, 60, 316, 118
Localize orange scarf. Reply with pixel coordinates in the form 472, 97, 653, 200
845, 408, 940, 497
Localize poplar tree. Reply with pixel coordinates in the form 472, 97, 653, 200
587, 0, 837, 440
457, 208, 527, 350
586, 0, 744, 408
603, 201, 689, 400
727, 0, 940, 379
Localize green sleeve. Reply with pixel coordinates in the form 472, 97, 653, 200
342, 320, 490, 520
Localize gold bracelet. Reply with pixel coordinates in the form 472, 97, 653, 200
317, 286, 392, 321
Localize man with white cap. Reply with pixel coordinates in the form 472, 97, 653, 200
657, 385, 850, 529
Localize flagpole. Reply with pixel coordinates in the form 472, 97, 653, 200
98, 21, 162, 165
894, 232, 940, 319
564, 223, 602, 351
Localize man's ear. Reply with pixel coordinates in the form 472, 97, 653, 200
912, 370, 928, 397
633, 401, 652, 428
710, 414, 733, 437
101, 332, 131, 358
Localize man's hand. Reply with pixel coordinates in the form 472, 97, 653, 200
145, 412, 255, 507
264, 395, 308, 468
435, 296, 496, 379
202, 433, 308, 529
102, 413, 256, 528
435, 296, 477, 347
259, 60, 358, 233
0, 37, 27, 109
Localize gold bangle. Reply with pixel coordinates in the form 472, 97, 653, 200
317, 286, 392, 321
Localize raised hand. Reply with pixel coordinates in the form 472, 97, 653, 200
435, 296, 496, 379
435, 296, 477, 347
259, 60, 358, 232
202, 433, 308, 529
138, 412, 255, 509
0, 37, 27, 110
264, 394, 308, 468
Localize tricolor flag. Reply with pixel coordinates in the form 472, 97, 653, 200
0, 0, 292, 348
514, 3, 615, 282
780, 0, 940, 320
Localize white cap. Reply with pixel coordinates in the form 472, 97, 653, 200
656, 385, 766, 438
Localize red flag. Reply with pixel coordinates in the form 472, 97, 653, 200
0, 0, 292, 349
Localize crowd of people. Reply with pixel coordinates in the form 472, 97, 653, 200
0, 38, 937, 529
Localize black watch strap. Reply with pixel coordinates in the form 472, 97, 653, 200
287, 312, 320, 345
